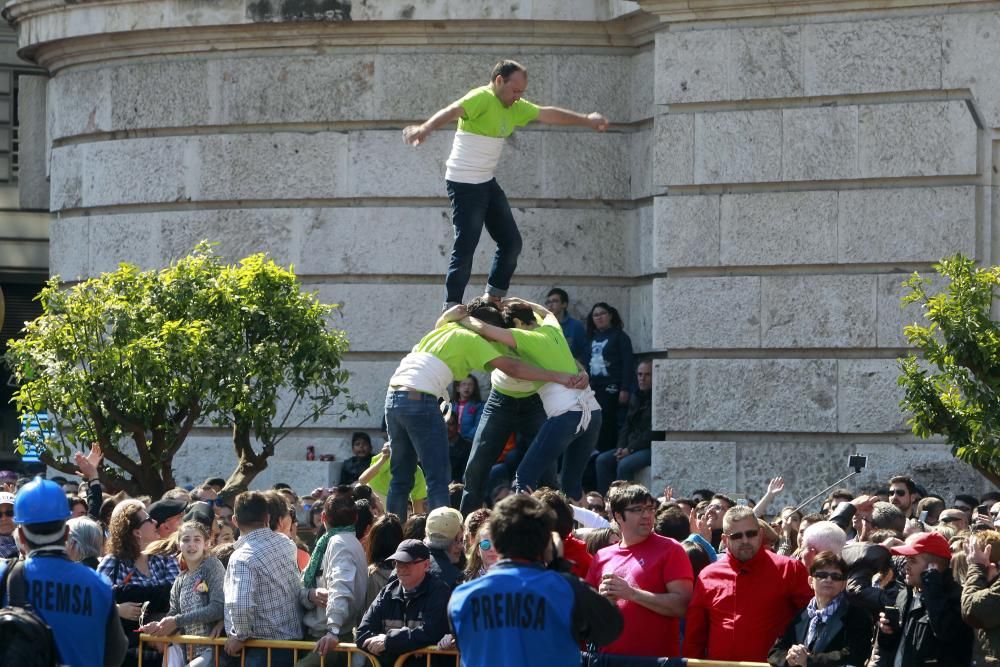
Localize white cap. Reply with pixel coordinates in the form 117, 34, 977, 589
0, 492, 15, 506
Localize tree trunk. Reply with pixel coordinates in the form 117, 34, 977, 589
220, 420, 267, 504
973, 462, 1000, 488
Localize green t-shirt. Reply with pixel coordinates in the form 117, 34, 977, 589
365, 452, 427, 501
457, 85, 540, 138
413, 322, 505, 379
510, 323, 579, 374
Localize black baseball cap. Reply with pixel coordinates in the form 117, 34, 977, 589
388, 539, 430, 563
148, 498, 186, 525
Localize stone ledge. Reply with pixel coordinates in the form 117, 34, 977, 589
638, 0, 995, 22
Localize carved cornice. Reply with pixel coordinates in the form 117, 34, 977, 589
635, 0, 997, 21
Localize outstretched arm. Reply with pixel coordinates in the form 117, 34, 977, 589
461, 316, 517, 349
537, 107, 609, 131
503, 297, 561, 328
490, 356, 584, 388
402, 104, 465, 146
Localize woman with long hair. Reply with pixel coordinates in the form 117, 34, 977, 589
361, 513, 404, 612
463, 509, 498, 581
98, 502, 180, 667
583, 302, 635, 480
140, 521, 225, 666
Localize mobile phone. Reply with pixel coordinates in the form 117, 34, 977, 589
977, 504, 991, 516
918, 510, 929, 523
848, 454, 867, 472
883, 606, 899, 627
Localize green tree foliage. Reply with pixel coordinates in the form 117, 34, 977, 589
5, 243, 362, 498
898, 253, 1000, 486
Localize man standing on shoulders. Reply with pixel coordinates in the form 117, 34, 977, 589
545, 288, 587, 361
403, 60, 608, 309
684, 505, 813, 662
586, 483, 693, 659
450, 495, 622, 667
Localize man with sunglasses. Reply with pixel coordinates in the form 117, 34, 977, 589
586, 484, 693, 659
684, 505, 812, 662
888, 475, 919, 518
0, 491, 17, 558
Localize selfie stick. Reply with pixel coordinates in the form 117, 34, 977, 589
793, 460, 866, 513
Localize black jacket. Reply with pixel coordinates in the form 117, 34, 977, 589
616, 390, 652, 452
355, 572, 451, 667
875, 569, 973, 666
768, 599, 874, 666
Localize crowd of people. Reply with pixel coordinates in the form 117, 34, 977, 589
2, 434, 1000, 667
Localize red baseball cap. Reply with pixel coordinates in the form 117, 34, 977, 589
890, 532, 952, 560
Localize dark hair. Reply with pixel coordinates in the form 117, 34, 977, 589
654, 506, 690, 541
355, 499, 374, 539
234, 491, 270, 526
264, 491, 288, 531
20, 519, 67, 549
585, 302, 624, 337
711, 494, 736, 509
490, 495, 554, 561
68, 496, 88, 513
584, 527, 618, 554
351, 432, 372, 449
211, 541, 237, 569
801, 512, 825, 525
830, 488, 854, 502
466, 296, 505, 328
980, 491, 1000, 504
608, 484, 654, 520
402, 514, 427, 541
690, 489, 715, 503
323, 489, 357, 528
502, 303, 535, 328
490, 59, 526, 82
532, 488, 574, 538
452, 375, 482, 404
546, 288, 568, 305
809, 551, 848, 575
204, 477, 226, 489
351, 484, 374, 503
365, 513, 403, 566
683, 541, 711, 579
955, 494, 978, 509
888, 475, 916, 494
272, 482, 292, 491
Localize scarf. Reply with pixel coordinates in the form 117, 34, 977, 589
302, 525, 354, 588
806, 591, 845, 648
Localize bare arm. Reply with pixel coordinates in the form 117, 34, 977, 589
461, 316, 517, 349
503, 297, 561, 328
537, 106, 609, 131
358, 444, 390, 485
435, 304, 467, 329
490, 356, 575, 387
402, 104, 465, 146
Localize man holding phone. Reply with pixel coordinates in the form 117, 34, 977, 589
874, 532, 972, 666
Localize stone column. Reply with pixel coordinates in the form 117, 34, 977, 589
640, 0, 998, 500
5, 0, 655, 487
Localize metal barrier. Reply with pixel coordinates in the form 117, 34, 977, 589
391, 647, 769, 667
138, 633, 379, 667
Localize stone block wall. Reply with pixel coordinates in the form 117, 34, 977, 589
6, 0, 997, 498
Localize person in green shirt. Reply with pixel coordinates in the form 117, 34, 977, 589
384, 299, 586, 520
359, 442, 428, 515
402, 59, 609, 309
453, 297, 602, 502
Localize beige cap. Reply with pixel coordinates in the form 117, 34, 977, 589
425, 507, 463, 542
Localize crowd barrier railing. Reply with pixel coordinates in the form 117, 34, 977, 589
391, 647, 769, 667
138, 633, 379, 667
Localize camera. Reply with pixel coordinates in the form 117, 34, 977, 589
848, 454, 867, 473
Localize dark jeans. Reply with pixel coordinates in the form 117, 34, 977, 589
583, 386, 621, 491
445, 178, 522, 305
384, 389, 451, 520
514, 410, 602, 501
595, 447, 651, 496
459, 390, 546, 514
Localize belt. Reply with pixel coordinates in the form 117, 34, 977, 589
390, 386, 426, 401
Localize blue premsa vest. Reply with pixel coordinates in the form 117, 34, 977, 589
0, 553, 116, 667
448, 561, 580, 667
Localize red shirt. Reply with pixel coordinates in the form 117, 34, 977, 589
585, 532, 693, 657
682, 547, 812, 662
562, 534, 592, 579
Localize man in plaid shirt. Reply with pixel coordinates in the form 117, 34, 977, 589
224, 491, 326, 667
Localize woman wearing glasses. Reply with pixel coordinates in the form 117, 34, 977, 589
98, 502, 180, 667
768, 551, 874, 667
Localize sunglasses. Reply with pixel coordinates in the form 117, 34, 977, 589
0, 510, 14, 518
478, 539, 493, 551
726, 529, 759, 541
812, 571, 847, 581
940, 516, 964, 523
890, 489, 909, 497
135, 515, 156, 527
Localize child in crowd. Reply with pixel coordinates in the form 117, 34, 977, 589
340, 432, 375, 486
140, 521, 225, 667
451, 375, 484, 441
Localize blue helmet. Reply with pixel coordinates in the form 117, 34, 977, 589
13, 475, 71, 524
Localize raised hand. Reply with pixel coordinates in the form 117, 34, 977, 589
74, 443, 103, 480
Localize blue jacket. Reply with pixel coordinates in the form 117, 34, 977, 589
0, 550, 127, 667
449, 560, 623, 667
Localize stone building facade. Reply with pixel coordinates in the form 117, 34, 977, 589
4, 0, 997, 500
